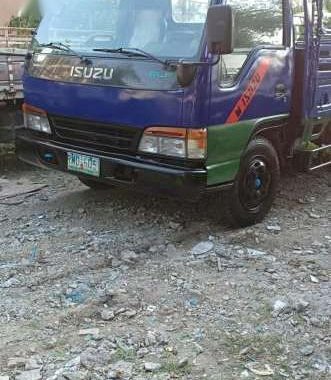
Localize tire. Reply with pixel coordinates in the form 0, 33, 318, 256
78, 177, 112, 190
224, 137, 280, 227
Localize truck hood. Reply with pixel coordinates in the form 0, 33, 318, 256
24, 54, 184, 128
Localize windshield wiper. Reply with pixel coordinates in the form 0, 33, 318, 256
93, 47, 173, 68
37, 42, 90, 63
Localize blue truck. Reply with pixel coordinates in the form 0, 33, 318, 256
16, 0, 331, 226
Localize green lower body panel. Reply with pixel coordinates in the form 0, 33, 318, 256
206, 115, 288, 186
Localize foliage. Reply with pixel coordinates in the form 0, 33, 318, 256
232, 2, 283, 48
8, 0, 41, 28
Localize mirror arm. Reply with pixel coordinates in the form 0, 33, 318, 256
166, 55, 221, 70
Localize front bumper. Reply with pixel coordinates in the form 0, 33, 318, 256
16, 130, 208, 200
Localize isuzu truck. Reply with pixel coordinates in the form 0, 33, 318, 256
16, 0, 331, 226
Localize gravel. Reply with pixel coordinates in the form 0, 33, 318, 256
0, 154, 330, 379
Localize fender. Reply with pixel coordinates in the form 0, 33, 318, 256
206, 114, 289, 186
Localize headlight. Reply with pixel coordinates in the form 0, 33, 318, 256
23, 103, 51, 134
139, 127, 207, 159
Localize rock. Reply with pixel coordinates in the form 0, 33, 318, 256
191, 241, 214, 256
308, 212, 320, 219
65, 288, 88, 304
264, 267, 276, 274
310, 317, 323, 327
137, 348, 149, 358
311, 357, 330, 372
272, 300, 290, 316
149, 375, 169, 380
165, 244, 176, 254
310, 275, 319, 283
144, 331, 158, 346
16, 369, 42, 380
107, 370, 119, 379
1, 277, 20, 288
80, 348, 110, 369
8, 357, 27, 368
193, 342, 204, 354
217, 257, 222, 272
169, 221, 180, 230
107, 361, 133, 379
245, 362, 274, 376
0, 376, 10, 380
144, 362, 162, 372
186, 297, 199, 308
44, 337, 58, 349
294, 299, 310, 313
239, 347, 251, 357
60, 371, 87, 380
300, 345, 314, 356
123, 309, 137, 318
177, 357, 189, 368
247, 248, 267, 257
266, 225, 281, 232
240, 370, 250, 378
148, 246, 158, 254
25, 358, 41, 371
120, 250, 138, 263
78, 328, 100, 337
101, 309, 115, 321
63, 356, 81, 371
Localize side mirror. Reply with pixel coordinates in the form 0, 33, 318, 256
206, 5, 234, 55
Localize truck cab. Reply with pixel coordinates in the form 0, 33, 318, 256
16, 0, 331, 226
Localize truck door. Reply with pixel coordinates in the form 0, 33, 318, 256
207, 0, 292, 186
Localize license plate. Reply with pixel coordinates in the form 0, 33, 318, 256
67, 152, 100, 177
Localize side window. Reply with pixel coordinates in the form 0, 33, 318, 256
219, 0, 284, 87
172, 0, 210, 23
323, 0, 331, 30
293, 0, 305, 43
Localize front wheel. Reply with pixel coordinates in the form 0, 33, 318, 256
224, 138, 280, 227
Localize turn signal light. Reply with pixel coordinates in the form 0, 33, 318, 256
23, 103, 51, 134
139, 127, 207, 159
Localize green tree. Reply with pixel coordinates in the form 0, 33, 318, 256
232, 2, 283, 48
9, 0, 41, 28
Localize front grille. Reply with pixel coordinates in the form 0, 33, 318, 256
50, 115, 141, 154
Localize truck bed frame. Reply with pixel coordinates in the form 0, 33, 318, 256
0, 27, 32, 103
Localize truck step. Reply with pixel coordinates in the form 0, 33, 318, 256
310, 121, 328, 141
295, 144, 331, 172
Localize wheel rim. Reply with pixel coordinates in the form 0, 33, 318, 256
239, 158, 272, 211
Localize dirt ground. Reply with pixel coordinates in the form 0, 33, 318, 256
0, 150, 330, 380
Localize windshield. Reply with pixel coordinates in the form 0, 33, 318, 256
34, 0, 210, 59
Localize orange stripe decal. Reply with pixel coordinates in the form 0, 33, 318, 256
226, 58, 271, 124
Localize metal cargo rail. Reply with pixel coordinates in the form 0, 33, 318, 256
0, 27, 32, 102
0, 27, 33, 50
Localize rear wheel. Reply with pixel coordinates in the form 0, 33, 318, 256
224, 138, 280, 227
78, 177, 112, 190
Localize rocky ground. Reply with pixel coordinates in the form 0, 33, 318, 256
0, 149, 330, 380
